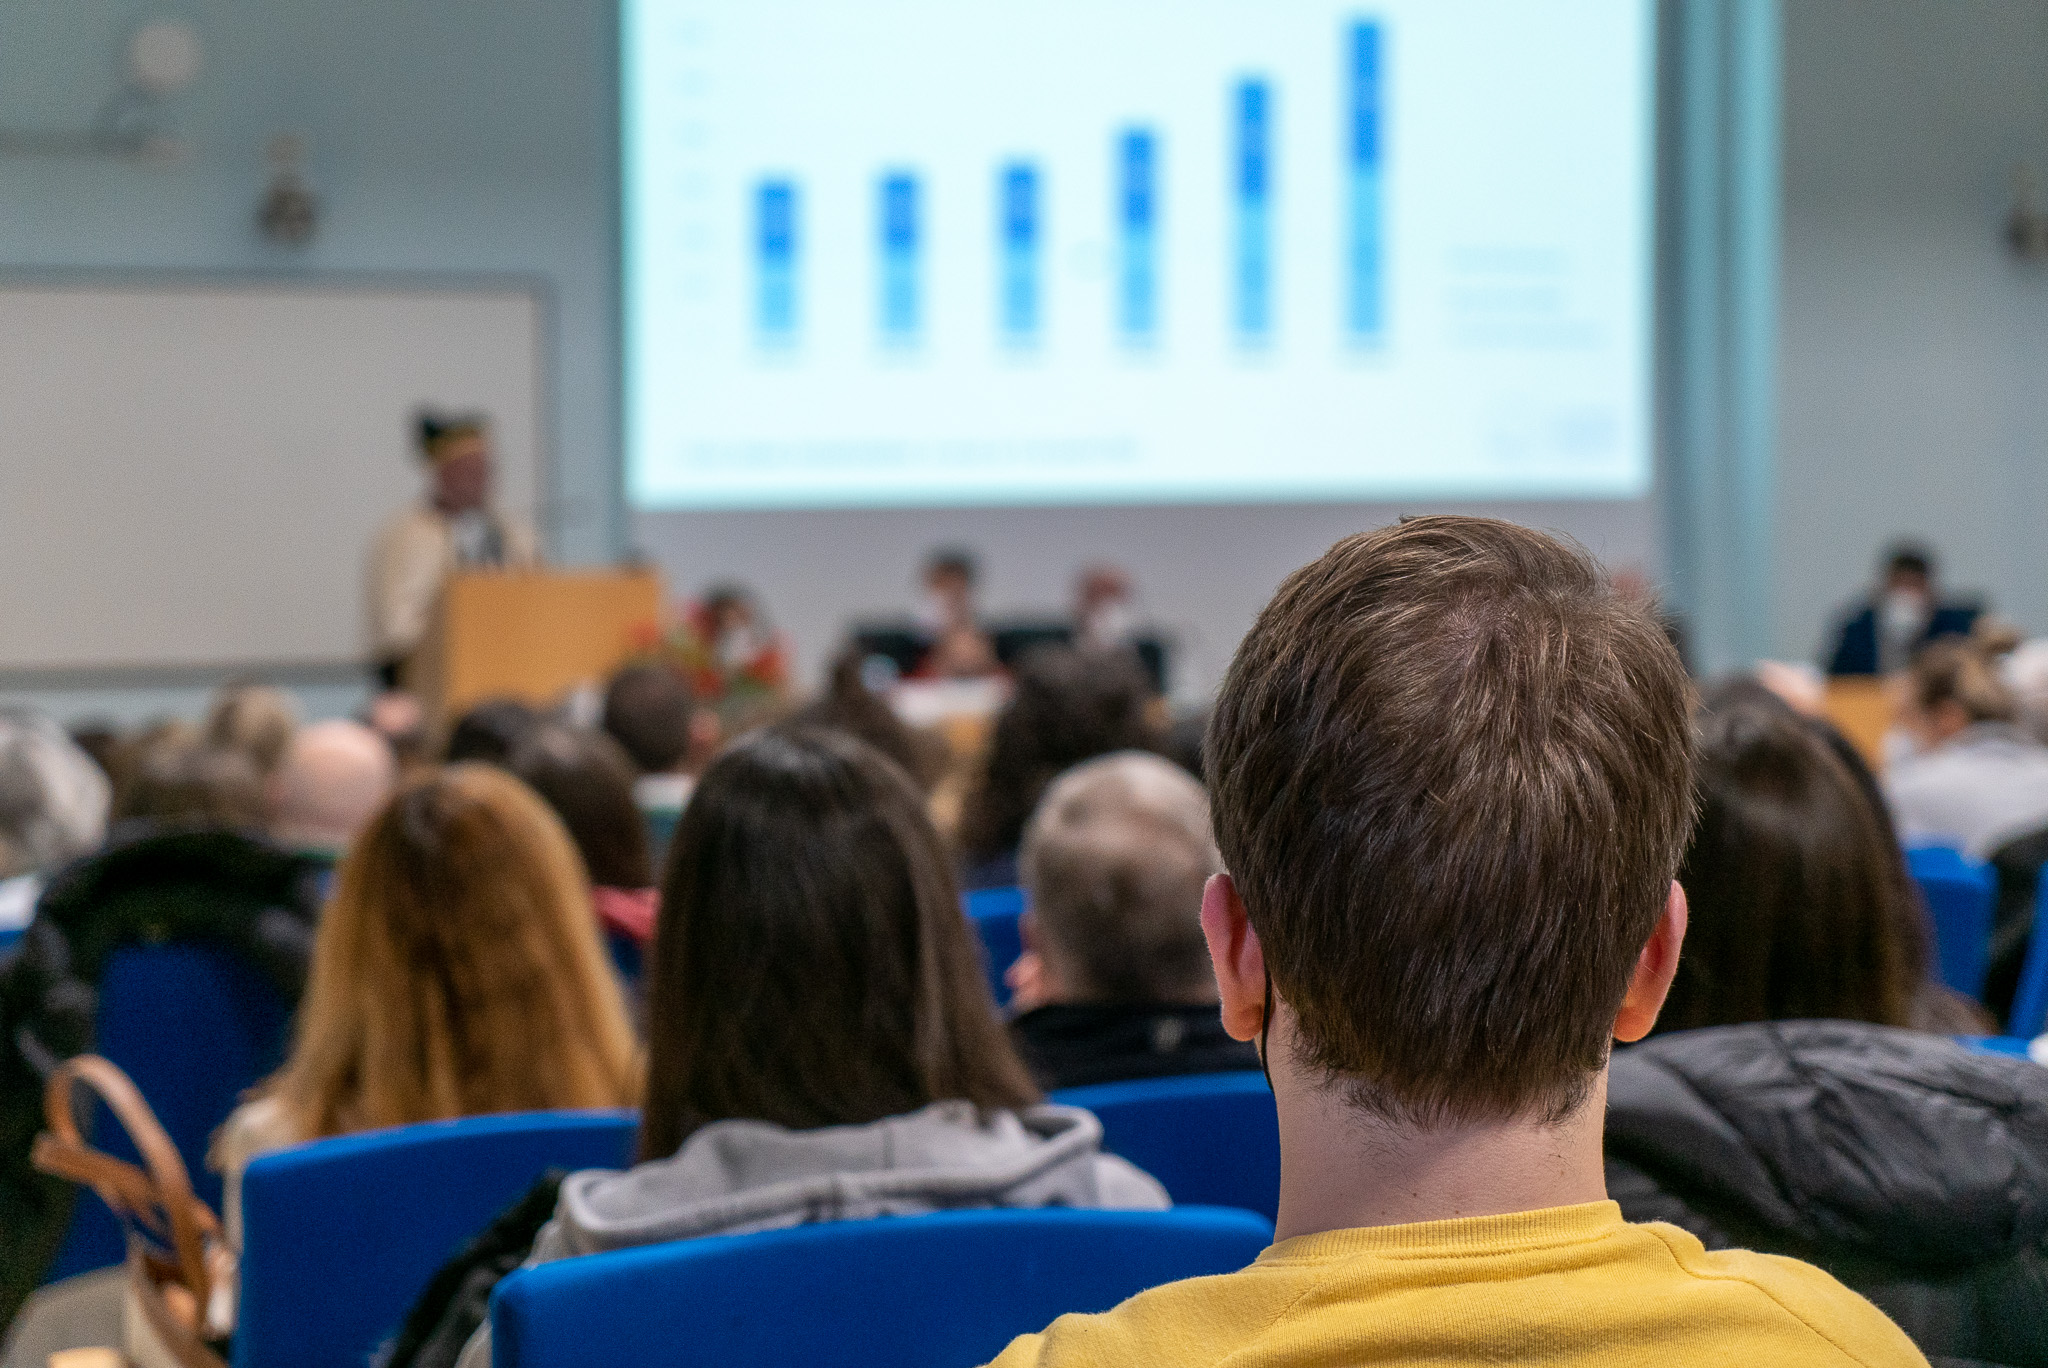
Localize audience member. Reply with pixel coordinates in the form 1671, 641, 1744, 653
1825, 541, 1980, 676
442, 697, 540, 767
1006, 753, 1256, 1089
265, 720, 397, 863
601, 662, 715, 855
116, 733, 268, 830
990, 517, 1920, 1367
1885, 629, 2048, 858
956, 647, 1159, 890
363, 690, 431, 772
507, 723, 658, 951
788, 649, 944, 794
450, 727, 1164, 1368
1072, 564, 1136, 653
0, 711, 110, 938
915, 547, 1000, 678
203, 683, 301, 778
213, 764, 638, 1250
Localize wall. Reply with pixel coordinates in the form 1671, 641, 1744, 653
1777, 0, 2048, 660
0, 0, 620, 565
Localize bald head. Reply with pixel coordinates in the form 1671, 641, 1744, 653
268, 720, 397, 853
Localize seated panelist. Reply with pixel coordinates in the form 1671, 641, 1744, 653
367, 411, 538, 687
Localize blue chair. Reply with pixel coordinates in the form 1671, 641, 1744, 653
1052, 1071, 1279, 1221
491, 1205, 1273, 1368
1906, 846, 1996, 999
235, 1109, 638, 1368
2008, 876, 2048, 1039
48, 942, 293, 1280
964, 885, 1026, 1007
1959, 1035, 2035, 1059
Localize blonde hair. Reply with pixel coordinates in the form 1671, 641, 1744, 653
261, 763, 638, 1139
204, 684, 301, 777
1910, 625, 2022, 726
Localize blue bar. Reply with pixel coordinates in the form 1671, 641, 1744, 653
1347, 22, 1384, 341
1118, 128, 1159, 342
756, 179, 797, 341
1235, 79, 1273, 340
1000, 162, 1041, 342
879, 171, 921, 341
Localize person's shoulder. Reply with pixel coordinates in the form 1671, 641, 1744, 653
981, 1265, 1280, 1368
1635, 1223, 1928, 1365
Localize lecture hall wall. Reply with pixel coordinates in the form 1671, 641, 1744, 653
2, 0, 2044, 701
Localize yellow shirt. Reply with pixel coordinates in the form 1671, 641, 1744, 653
985, 1202, 1926, 1367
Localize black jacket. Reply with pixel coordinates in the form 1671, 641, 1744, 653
1607, 1020, 2048, 1367
0, 826, 325, 1324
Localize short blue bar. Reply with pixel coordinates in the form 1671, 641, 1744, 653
1118, 128, 1159, 341
879, 170, 921, 341
1347, 22, 1384, 340
756, 178, 798, 339
1235, 79, 1273, 340
1000, 161, 1041, 341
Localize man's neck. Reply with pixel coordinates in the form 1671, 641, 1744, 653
1272, 1065, 1611, 1242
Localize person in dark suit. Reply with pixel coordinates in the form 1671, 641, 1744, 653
1825, 542, 1980, 676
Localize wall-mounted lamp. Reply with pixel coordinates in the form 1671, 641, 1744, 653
2008, 165, 2048, 259
0, 19, 204, 161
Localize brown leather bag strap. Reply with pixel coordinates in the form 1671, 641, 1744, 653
33, 1055, 217, 1305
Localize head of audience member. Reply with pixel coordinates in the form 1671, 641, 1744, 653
788, 649, 942, 794
203, 683, 301, 778
957, 646, 1159, 869
363, 690, 430, 772
1658, 686, 1927, 1034
119, 731, 268, 831
1203, 516, 1693, 1133
266, 720, 397, 857
1013, 752, 1219, 1011
507, 723, 654, 891
258, 763, 637, 1138
0, 711, 111, 880
603, 662, 716, 778
637, 726, 1037, 1161
1901, 629, 2021, 750
920, 548, 980, 628
66, 723, 123, 788
1073, 563, 1136, 651
419, 410, 494, 516
443, 697, 540, 766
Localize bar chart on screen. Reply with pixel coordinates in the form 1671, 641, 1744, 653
624, 0, 1653, 510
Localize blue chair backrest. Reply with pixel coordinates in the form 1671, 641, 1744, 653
490, 1205, 1272, 1368
1906, 845, 1996, 999
1052, 1071, 1278, 1221
235, 1109, 638, 1368
47, 942, 293, 1281
1958, 1035, 2035, 1059
2009, 877, 2048, 1039
964, 886, 1025, 1007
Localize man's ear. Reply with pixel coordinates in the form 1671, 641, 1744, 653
1200, 873, 1267, 1043
1614, 881, 1688, 1044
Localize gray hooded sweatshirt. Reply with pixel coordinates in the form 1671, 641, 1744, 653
455, 1101, 1167, 1368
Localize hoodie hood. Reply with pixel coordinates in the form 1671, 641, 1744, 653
536, 1101, 1168, 1260
1608, 1020, 2048, 1269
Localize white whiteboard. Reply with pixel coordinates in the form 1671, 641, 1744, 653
0, 280, 543, 672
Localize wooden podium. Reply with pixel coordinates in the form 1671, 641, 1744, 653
410, 569, 663, 726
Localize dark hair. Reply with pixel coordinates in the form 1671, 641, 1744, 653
444, 698, 539, 767
1884, 541, 1935, 581
417, 410, 487, 457
1661, 689, 1925, 1032
924, 548, 978, 585
508, 723, 654, 889
603, 664, 696, 774
788, 651, 941, 793
957, 647, 1159, 864
121, 740, 267, 830
1206, 516, 1695, 1127
638, 727, 1038, 1160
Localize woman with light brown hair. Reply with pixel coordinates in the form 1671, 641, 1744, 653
211, 763, 639, 1245
1887, 626, 2048, 857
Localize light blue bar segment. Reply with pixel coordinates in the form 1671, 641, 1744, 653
756, 179, 797, 341
1000, 161, 1040, 341
879, 171, 920, 341
1235, 79, 1272, 340
1118, 129, 1158, 342
1347, 21, 1384, 340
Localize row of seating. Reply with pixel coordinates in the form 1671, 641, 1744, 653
1904, 846, 2048, 1035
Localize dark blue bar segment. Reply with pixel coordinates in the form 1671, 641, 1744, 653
999, 161, 1042, 342
1347, 21, 1384, 340
1235, 79, 1273, 340
1117, 128, 1159, 342
756, 178, 798, 340
878, 171, 922, 342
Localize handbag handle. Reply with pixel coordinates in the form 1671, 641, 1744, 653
31, 1054, 218, 1309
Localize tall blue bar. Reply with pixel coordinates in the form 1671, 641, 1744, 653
1347, 21, 1384, 341
1235, 80, 1273, 341
879, 171, 921, 342
756, 179, 798, 341
1000, 162, 1041, 343
1118, 129, 1159, 342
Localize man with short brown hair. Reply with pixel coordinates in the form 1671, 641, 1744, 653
988, 517, 1923, 1367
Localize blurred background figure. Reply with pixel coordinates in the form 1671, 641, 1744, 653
1072, 564, 1136, 653
265, 720, 397, 867
915, 548, 1000, 679
368, 411, 539, 688
203, 684, 301, 783
0, 711, 111, 940
1825, 541, 1980, 676
602, 662, 716, 858
1886, 630, 2048, 858
508, 722, 660, 964
788, 650, 945, 795
443, 697, 541, 767
1006, 752, 1256, 1090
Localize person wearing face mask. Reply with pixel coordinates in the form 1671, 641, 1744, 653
913, 547, 1000, 679
1884, 627, 2048, 858
366, 412, 540, 688
1824, 543, 1979, 677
